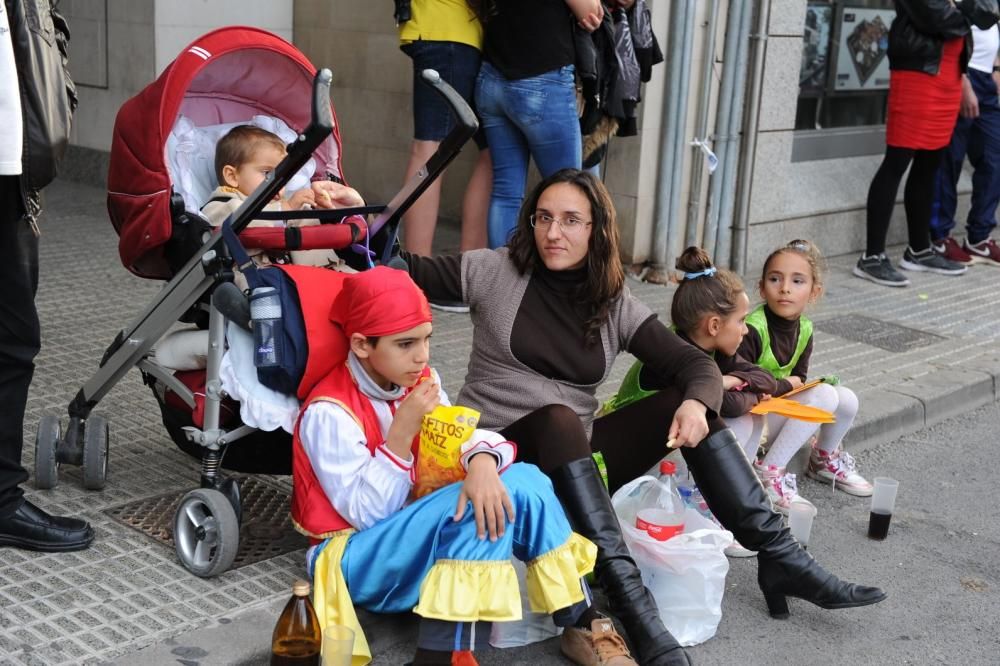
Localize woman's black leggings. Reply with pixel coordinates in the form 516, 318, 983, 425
866, 145, 946, 256
499, 388, 727, 494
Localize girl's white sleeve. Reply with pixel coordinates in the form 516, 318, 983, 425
299, 402, 413, 530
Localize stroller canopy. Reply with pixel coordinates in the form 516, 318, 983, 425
108, 26, 344, 279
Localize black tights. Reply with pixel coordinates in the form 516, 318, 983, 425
866, 145, 945, 255
500, 388, 727, 494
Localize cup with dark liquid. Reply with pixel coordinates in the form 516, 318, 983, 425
867, 477, 899, 540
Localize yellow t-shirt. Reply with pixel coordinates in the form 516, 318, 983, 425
398, 0, 483, 50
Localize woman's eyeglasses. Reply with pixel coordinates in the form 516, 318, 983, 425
530, 213, 592, 233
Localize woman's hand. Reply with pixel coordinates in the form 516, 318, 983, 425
385, 379, 439, 459
311, 181, 365, 209
722, 375, 747, 391
668, 399, 709, 448
454, 454, 515, 541
961, 75, 980, 119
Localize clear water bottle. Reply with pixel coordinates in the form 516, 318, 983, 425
635, 460, 685, 541
250, 286, 282, 368
677, 478, 714, 523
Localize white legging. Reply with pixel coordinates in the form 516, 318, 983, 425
725, 384, 859, 468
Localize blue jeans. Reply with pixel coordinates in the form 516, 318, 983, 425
475, 62, 582, 248
930, 68, 1000, 244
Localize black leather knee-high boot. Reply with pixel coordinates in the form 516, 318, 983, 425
549, 458, 691, 666
682, 429, 887, 618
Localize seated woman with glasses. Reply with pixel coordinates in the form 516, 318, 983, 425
399, 168, 886, 665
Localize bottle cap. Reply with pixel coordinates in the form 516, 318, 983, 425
659, 460, 677, 475
292, 579, 311, 596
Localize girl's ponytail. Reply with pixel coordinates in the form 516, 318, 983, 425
671, 247, 746, 334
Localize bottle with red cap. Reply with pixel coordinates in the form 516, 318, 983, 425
635, 459, 686, 541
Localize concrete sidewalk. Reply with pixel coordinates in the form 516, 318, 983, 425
0, 179, 997, 665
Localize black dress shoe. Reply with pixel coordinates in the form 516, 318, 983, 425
0, 499, 95, 552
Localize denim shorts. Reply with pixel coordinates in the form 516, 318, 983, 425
401, 40, 487, 149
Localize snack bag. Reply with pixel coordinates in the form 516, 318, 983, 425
414, 405, 480, 498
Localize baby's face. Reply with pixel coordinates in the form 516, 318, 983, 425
229, 145, 286, 198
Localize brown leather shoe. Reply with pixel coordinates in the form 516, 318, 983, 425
560, 618, 637, 666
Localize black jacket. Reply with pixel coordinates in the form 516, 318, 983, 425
5, 0, 77, 221
888, 0, 999, 75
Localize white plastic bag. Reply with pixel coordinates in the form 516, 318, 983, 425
612, 476, 733, 646
489, 559, 563, 648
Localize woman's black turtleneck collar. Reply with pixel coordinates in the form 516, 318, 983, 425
762, 303, 801, 336
533, 261, 587, 295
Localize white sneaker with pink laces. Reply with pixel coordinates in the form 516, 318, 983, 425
807, 447, 874, 497
754, 462, 815, 515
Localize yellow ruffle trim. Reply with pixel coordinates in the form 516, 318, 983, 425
525, 532, 598, 614
312, 531, 372, 666
413, 559, 522, 622
412, 533, 598, 622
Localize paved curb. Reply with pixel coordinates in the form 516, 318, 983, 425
843, 359, 1000, 452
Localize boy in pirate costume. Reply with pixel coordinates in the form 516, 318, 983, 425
294, 267, 633, 666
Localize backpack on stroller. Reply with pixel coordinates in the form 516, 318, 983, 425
33, 27, 477, 577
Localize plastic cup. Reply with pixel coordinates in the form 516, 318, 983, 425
870, 477, 899, 513
322, 625, 355, 666
787, 502, 818, 548
868, 477, 899, 540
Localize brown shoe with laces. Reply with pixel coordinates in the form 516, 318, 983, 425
560, 618, 637, 666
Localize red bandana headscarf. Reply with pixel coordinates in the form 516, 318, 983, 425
329, 266, 432, 339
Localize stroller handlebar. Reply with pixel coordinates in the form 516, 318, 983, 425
308, 68, 335, 141
419, 68, 478, 132
365, 68, 479, 263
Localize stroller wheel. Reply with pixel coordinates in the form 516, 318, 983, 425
82, 415, 110, 490
34, 415, 61, 490
173, 488, 239, 577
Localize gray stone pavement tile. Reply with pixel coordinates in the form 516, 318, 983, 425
2, 179, 997, 663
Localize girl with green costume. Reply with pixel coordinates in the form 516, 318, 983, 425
739, 240, 873, 511
604, 247, 776, 555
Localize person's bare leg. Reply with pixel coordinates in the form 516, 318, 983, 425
402, 139, 444, 256
460, 148, 492, 252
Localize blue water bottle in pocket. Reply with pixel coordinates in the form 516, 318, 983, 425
250, 286, 282, 368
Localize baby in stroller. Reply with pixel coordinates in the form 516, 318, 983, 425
155, 125, 364, 374
203, 124, 363, 279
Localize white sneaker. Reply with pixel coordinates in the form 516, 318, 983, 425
754, 462, 815, 515
807, 447, 873, 497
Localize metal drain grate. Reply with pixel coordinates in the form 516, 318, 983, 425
105, 477, 308, 570
814, 314, 944, 353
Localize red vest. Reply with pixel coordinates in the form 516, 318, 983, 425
291, 361, 430, 539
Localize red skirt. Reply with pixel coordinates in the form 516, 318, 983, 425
885, 37, 964, 150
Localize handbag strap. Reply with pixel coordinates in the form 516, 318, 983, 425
220, 218, 262, 290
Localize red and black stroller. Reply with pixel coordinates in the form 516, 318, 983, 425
33, 27, 476, 577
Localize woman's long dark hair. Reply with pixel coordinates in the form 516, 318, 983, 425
507, 169, 625, 345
